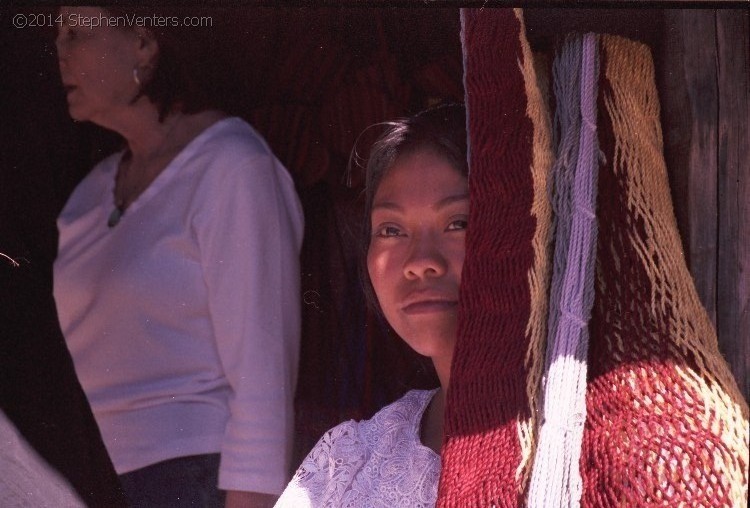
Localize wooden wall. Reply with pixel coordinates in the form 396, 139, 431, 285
659, 9, 749, 401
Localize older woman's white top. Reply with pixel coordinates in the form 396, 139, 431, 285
276, 389, 441, 508
54, 117, 303, 495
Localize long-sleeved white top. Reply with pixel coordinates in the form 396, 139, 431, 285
53, 117, 304, 495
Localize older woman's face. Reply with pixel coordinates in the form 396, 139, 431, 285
367, 149, 468, 364
55, 7, 141, 124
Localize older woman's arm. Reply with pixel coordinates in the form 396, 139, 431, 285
193, 133, 303, 497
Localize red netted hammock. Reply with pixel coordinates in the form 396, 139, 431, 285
438, 8, 749, 507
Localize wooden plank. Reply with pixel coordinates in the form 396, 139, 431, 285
716, 9, 750, 401
525, 9, 663, 51
659, 10, 719, 325
658, 11, 693, 270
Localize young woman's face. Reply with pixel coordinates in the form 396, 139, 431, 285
55, 7, 141, 125
367, 148, 468, 364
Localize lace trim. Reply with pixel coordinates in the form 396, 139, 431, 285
277, 389, 440, 507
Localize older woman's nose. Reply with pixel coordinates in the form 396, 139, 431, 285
55, 38, 66, 60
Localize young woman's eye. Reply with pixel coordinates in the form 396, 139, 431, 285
374, 225, 403, 238
446, 218, 468, 231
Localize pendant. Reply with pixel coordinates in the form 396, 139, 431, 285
108, 206, 124, 228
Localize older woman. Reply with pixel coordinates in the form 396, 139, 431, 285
53, 7, 303, 507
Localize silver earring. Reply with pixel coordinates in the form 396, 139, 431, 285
133, 67, 141, 86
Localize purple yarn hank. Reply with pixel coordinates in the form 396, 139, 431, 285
529, 32, 599, 508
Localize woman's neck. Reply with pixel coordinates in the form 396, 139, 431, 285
94, 97, 224, 162
420, 387, 446, 455
111, 108, 226, 212
123, 109, 225, 162
420, 353, 451, 455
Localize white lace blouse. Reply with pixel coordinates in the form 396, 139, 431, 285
276, 389, 441, 507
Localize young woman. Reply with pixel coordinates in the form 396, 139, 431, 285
276, 105, 468, 506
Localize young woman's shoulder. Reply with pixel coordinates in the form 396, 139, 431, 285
304, 389, 435, 462
275, 389, 440, 507
359, 388, 437, 440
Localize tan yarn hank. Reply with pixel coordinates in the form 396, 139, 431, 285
514, 8, 556, 492
584, 35, 748, 506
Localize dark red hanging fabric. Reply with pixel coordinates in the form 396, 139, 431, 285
438, 8, 554, 507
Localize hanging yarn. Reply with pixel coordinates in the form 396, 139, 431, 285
438, 11, 748, 507
528, 32, 600, 508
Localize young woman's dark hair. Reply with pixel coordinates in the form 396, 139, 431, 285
356, 103, 468, 316
104, 7, 230, 120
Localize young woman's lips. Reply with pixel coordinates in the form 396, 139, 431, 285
402, 299, 458, 315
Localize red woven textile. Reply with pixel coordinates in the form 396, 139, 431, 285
438, 9, 538, 507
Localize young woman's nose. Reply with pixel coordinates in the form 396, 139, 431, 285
403, 233, 448, 280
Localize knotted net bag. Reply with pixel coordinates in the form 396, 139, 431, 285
581, 35, 749, 507
440, 9, 748, 507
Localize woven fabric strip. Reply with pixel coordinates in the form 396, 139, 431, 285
528, 32, 600, 508
438, 9, 553, 507
582, 35, 749, 507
